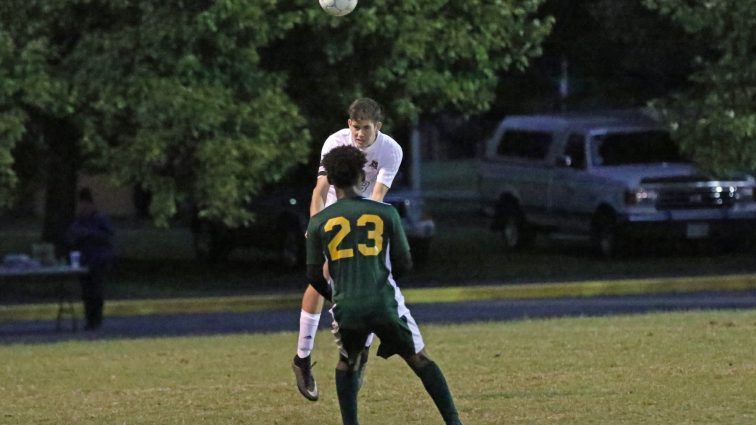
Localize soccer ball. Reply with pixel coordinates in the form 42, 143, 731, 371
319, 0, 357, 17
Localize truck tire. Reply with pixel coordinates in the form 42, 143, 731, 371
591, 212, 623, 258
495, 203, 534, 251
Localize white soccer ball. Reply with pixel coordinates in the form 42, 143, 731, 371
319, 0, 358, 17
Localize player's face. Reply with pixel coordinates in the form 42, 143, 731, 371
348, 119, 382, 149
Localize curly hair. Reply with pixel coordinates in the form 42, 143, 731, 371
322, 145, 367, 189
348, 97, 384, 122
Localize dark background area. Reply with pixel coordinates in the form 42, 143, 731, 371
3, 202, 756, 304
3, 1, 751, 305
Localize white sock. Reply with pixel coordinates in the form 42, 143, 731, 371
297, 310, 321, 359
364, 333, 375, 349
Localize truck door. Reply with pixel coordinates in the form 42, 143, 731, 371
502, 130, 554, 223
549, 133, 594, 233
482, 129, 555, 224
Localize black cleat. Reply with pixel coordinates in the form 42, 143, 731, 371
292, 355, 319, 401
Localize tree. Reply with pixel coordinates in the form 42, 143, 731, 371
1, 0, 312, 249
644, 0, 756, 176
0, 29, 62, 209
490, 0, 701, 115
0, 0, 552, 249
270, 0, 553, 140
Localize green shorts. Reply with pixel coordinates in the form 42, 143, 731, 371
329, 305, 425, 361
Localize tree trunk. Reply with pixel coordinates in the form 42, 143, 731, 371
40, 117, 80, 258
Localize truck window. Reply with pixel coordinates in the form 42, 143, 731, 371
590, 130, 687, 166
496, 130, 552, 160
564, 134, 586, 169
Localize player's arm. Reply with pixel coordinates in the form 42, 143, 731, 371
311, 136, 338, 217
371, 140, 403, 202
310, 175, 330, 217
305, 220, 332, 300
369, 182, 390, 202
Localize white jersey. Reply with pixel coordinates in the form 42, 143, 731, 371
318, 128, 403, 206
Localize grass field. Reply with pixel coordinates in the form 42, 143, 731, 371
421, 159, 480, 193
2, 310, 755, 425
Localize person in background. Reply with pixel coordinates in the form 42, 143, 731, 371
66, 187, 115, 331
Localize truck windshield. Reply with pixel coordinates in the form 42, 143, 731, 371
590, 130, 687, 166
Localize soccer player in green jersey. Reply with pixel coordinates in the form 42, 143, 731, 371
306, 145, 463, 425
294, 98, 403, 402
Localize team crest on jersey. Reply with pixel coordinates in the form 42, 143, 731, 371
368, 160, 379, 169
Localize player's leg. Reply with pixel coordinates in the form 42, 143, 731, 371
292, 284, 325, 401
405, 349, 463, 425
333, 324, 368, 425
297, 284, 325, 358
375, 310, 462, 425
335, 351, 363, 425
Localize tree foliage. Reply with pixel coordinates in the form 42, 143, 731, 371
644, 0, 756, 176
0, 0, 552, 228
0, 26, 63, 208
3, 0, 311, 226
276, 0, 553, 136
584, 0, 698, 101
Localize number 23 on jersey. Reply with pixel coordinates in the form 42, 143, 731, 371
324, 214, 384, 261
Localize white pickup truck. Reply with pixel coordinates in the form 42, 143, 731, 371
477, 111, 756, 256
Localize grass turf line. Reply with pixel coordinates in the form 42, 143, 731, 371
2, 273, 756, 323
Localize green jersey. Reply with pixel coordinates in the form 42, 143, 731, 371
306, 196, 411, 315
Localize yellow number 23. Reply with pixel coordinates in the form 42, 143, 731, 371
324, 214, 384, 261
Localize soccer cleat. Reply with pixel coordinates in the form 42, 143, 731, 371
356, 347, 369, 391
292, 355, 319, 401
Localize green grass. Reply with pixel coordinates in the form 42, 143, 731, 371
0, 218, 195, 261
1, 310, 755, 424
421, 159, 480, 192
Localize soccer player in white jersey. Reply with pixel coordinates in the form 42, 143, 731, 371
292, 98, 403, 401
307, 145, 463, 425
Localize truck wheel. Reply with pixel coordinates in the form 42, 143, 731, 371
497, 206, 534, 251
591, 213, 622, 258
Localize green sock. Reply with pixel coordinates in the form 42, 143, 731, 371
335, 369, 360, 425
414, 361, 462, 425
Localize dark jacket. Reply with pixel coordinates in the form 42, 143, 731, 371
66, 210, 115, 267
